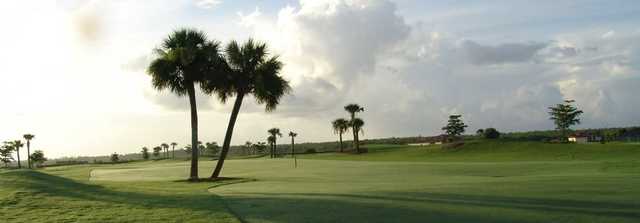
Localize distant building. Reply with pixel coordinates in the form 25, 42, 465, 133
568, 132, 602, 143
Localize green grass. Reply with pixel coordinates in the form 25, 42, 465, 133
2, 141, 639, 222
299, 141, 640, 162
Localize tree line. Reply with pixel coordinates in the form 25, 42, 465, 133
1, 134, 47, 168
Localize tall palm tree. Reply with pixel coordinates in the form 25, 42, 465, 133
352, 118, 365, 153
267, 135, 276, 158
12, 140, 24, 168
289, 131, 298, 168
344, 104, 364, 152
267, 128, 283, 158
331, 118, 350, 152
147, 28, 222, 180
23, 134, 34, 168
170, 142, 178, 159
161, 143, 169, 158
204, 39, 291, 179
288, 131, 297, 158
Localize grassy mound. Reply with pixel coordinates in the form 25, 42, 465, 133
0, 168, 239, 223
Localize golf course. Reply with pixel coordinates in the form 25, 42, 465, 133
2, 141, 639, 222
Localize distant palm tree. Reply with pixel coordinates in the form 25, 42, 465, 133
147, 28, 222, 180
288, 132, 297, 158
203, 39, 291, 179
344, 104, 364, 152
332, 118, 350, 152
161, 143, 169, 158
23, 134, 34, 168
352, 118, 365, 153
289, 131, 298, 168
266, 136, 275, 158
170, 142, 178, 159
12, 140, 24, 168
267, 128, 283, 158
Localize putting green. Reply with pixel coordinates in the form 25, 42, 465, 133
89, 158, 640, 222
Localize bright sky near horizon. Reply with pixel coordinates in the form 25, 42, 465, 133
1, 0, 639, 158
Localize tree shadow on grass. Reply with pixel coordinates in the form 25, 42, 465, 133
222, 192, 640, 223
1, 170, 233, 216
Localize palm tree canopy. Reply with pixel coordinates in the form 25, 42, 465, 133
201, 39, 291, 111
13, 140, 24, 148
344, 104, 364, 115
352, 118, 365, 134
268, 128, 282, 137
147, 28, 222, 96
161, 143, 169, 148
23, 134, 35, 140
332, 118, 350, 134
289, 131, 297, 137
267, 135, 276, 144
171, 142, 178, 146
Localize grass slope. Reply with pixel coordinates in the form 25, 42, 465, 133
0, 164, 239, 223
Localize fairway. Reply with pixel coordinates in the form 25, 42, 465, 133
89, 155, 640, 222
3, 142, 640, 222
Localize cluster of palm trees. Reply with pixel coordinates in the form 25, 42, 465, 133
146, 28, 290, 180
141, 142, 178, 160
265, 128, 298, 158
332, 104, 365, 153
1, 134, 46, 168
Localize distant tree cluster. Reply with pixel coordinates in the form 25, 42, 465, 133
1, 134, 46, 169
477, 128, 500, 139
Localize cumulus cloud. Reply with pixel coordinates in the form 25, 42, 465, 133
461, 41, 548, 65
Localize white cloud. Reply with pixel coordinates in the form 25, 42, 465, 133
196, 0, 222, 9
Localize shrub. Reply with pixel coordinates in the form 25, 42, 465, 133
305, 149, 317, 154
483, 128, 501, 139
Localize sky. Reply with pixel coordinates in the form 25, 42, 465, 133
1, 0, 639, 158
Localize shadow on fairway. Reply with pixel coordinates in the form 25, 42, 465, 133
222, 192, 640, 223
1, 170, 232, 215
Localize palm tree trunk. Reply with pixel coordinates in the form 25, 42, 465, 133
26, 141, 31, 168
211, 93, 245, 179
186, 82, 199, 180
354, 130, 359, 153
291, 137, 294, 158
339, 133, 343, 152
274, 139, 277, 158
172, 146, 175, 159
16, 148, 21, 168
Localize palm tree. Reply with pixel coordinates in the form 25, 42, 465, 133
12, 140, 24, 168
161, 143, 169, 158
23, 134, 34, 168
267, 128, 283, 158
289, 131, 298, 168
267, 135, 276, 158
204, 39, 291, 179
170, 142, 178, 159
288, 131, 297, 157
147, 28, 222, 180
352, 118, 365, 153
332, 118, 350, 152
344, 104, 364, 153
